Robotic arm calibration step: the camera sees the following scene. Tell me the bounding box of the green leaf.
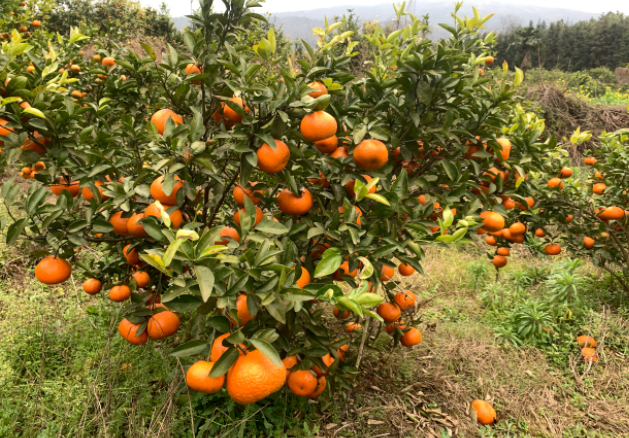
[249,339,283,368]
[358,257,373,279]
[364,193,391,206]
[207,316,231,333]
[6,218,27,244]
[169,340,207,358]
[337,296,363,317]
[416,80,433,105]
[23,108,46,119]
[208,347,240,378]
[314,255,343,278]
[140,42,156,60]
[163,238,185,267]
[92,219,114,233]
[355,293,384,307]
[195,263,215,302]
[164,295,202,313]
[255,220,288,235]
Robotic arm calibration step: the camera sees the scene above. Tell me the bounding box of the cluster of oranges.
[577,335,599,364]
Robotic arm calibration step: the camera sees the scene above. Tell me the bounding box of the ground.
[1,193,628,437]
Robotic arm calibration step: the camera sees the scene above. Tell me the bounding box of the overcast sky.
[140,0,629,18]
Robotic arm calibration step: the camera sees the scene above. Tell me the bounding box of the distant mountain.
[172,1,598,43]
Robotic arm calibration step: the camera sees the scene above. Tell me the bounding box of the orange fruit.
[329,147,349,160]
[495,138,511,161]
[307,81,327,98]
[480,211,505,232]
[210,333,245,362]
[300,111,337,142]
[82,181,108,202]
[502,198,516,209]
[295,267,310,288]
[337,344,348,361]
[597,206,624,221]
[581,347,598,363]
[144,203,183,229]
[147,310,180,339]
[577,335,596,348]
[51,179,80,197]
[216,226,240,244]
[560,167,573,178]
[472,400,497,425]
[509,222,525,235]
[393,290,416,311]
[380,265,394,281]
[584,157,597,166]
[385,320,408,335]
[21,166,32,175]
[102,57,115,68]
[83,278,102,295]
[109,285,131,302]
[186,360,224,393]
[233,184,263,206]
[583,237,594,249]
[535,229,546,237]
[237,294,255,325]
[485,235,497,246]
[333,306,350,319]
[484,56,495,65]
[109,211,130,236]
[257,140,290,174]
[212,97,248,127]
[398,263,415,277]
[127,213,149,237]
[496,247,510,256]
[150,109,182,135]
[345,175,375,197]
[333,261,358,280]
[353,139,388,171]
[118,318,148,345]
[233,206,264,227]
[132,271,150,288]
[400,327,422,347]
[226,350,286,405]
[185,63,202,84]
[307,171,330,187]
[544,244,561,255]
[345,322,361,332]
[517,197,535,210]
[283,356,299,380]
[314,135,338,154]
[35,256,72,285]
[547,178,564,190]
[377,302,401,322]
[288,370,318,396]
[32,20,41,27]
[311,353,334,377]
[150,175,183,205]
[592,183,607,195]
[123,244,140,265]
[277,188,313,216]
[307,376,326,398]
[492,255,507,268]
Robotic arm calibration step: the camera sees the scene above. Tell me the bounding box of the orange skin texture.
[398,263,415,277]
[545,244,562,255]
[145,203,183,229]
[127,213,149,237]
[118,318,148,345]
[307,171,330,187]
[497,247,510,256]
[353,139,389,171]
[377,302,401,322]
[333,306,351,319]
[492,255,507,268]
[560,167,573,178]
[123,244,140,265]
[82,181,108,202]
[597,206,624,221]
[295,267,311,288]
[577,335,596,348]
[186,360,224,393]
[102,57,116,68]
[226,350,286,405]
[345,175,375,197]
[288,370,318,396]
[333,261,358,281]
[307,376,327,398]
[581,347,598,363]
[548,178,564,190]
[394,290,416,311]
[315,135,338,153]
[495,138,511,161]
[312,353,335,377]
[277,188,313,216]
[584,157,597,166]
[212,97,248,127]
[400,327,422,347]
[485,235,497,246]
[509,222,526,235]
[511,234,525,244]
[346,322,361,332]
[150,175,183,205]
[593,183,607,195]
[583,237,595,249]
[480,211,505,232]
[237,294,255,325]
[484,56,495,65]
[132,271,150,288]
[83,278,102,295]
[472,400,497,425]
[147,310,180,340]
[210,333,245,362]
[307,81,328,98]
[535,229,546,237]
[185,63,202,84]
[257,140,290,174]
[329,147,349,160]
[150,109,183,135]
[386,320,408,335]
[35,256,72,285]
[51,179,80,197]
[216,226,240,245]
[300,111,337,142]
[381,264,395,282]
[338,205,363,226]
[233,184,263,206]
[109,285,131,302]
[502,198,516,209]
[283,356,299,380]
[233,206,264,227]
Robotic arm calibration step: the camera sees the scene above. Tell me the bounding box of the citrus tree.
[0,0,552,409]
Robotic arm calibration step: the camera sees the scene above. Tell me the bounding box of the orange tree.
[0,0,553,407]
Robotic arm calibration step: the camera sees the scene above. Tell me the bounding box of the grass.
[1,225,629,436]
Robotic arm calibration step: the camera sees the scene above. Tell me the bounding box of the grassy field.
[1,218,628,437]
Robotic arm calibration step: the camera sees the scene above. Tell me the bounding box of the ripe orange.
[35,256,72,285]
[295,267,311,288]
[314,135,338,153]
[353,139,388,171]
[277,188,313,216]
[83,278,102,295]
[597,206,624,221]
[51,179,80,197]
[212,97,248,127]
[312,353,334,377]
[517,197,535,210]
[186,360,224,393]
[109,211,130,236]
[385,320,407,335]
[288,370,318,396]
[283,356,299,380]
[345,175,375,197]
[127,213,149,237]
[307,81,327,98]
[494,138,511,161]
[150,109,183,135]
[480,211,505,232]
[237,294,255,325]
[333,261,358,280]
[400,327,422,347]
[307,171,330,187]
[509,222,525,235]
[345,322,361,332]
[307,376,327,398]
[544,244,561,255]
[257,140,290,174]
[333,306,351,319]
[535,229,546,237]
[123,244,140,265]
[565,215,573,223]
[147,310,180,339]
[496,247,510,256]
[393,290,416,311]
[560,167,573,178]
[484,56,495,65]
[233,206,264,227]
[485,235,497,246]
[398,263,415,277]
[216,226,240,244]
[82,181,108,202]
[109,285,131,302]
[492,255,507,268]
[184,63,202,84]
[547,178,564,190]
[377,302,401,322]
[150,175,183,205]
[472,400,497,425]
[577,335,596,348]
[584,157,597,166]
[337,344,348,360]
[300,111,337,142]
[102,57,115,68]
[145,203,183,229]
[118,318,148,345]
[502,198,516,209]
[210,333,244,362]
[583,237,595,249]
[226,350,286,405]
[233,184,263,206]
[581,347,598,363]
[380,264,395,281]
[132,271,150,288]
[592,183,606,195]
[32,20,41,27]
[329,147,349,160]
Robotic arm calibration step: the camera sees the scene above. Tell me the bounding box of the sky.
[140,0,629,18]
